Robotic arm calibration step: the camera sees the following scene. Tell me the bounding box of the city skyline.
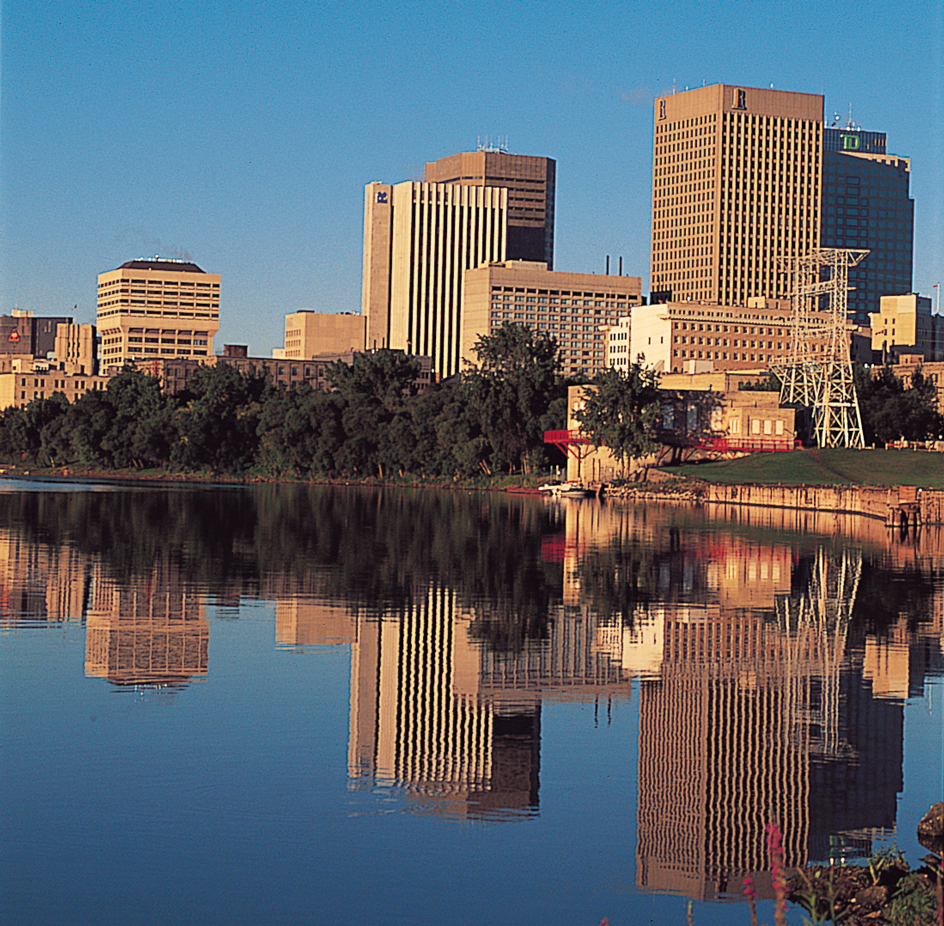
[2,1,942,356]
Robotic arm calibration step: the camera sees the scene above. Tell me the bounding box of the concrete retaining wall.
[703,483,944,525]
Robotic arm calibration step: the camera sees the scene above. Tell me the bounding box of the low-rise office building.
[462,261,642,378]
[282,311,366,359]
[0,364,110,409]
[631,298,830,374]
[557,381,797,482]
[157,351,434,396]
[870,294,943,362]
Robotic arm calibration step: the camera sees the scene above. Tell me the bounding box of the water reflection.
[0,482,941,907]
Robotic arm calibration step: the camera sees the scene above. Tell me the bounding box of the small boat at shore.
[540,481,596,498]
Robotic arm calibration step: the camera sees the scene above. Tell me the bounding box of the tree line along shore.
[0,325,940,483]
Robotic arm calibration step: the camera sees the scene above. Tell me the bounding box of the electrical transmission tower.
[773,249,868,448]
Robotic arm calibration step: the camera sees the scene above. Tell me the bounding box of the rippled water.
[1,479,941,926]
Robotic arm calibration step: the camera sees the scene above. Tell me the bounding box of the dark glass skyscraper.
[821,128,914,326]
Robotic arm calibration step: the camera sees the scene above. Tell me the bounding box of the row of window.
[490,291,633,302]
[99,281,218,289]
[98,309,216,319]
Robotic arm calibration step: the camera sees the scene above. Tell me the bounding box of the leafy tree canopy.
[573,364,661,476]
[464,323,563,474]
[855,364,943,445]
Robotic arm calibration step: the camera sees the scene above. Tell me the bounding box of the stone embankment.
[606,479,944,526]
[703,483,944,526]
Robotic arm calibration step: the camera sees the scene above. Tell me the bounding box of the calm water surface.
[1,480,941,926]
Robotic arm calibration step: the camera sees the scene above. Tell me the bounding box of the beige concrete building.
[630,297,825,373]
[53,323,97,375]
[362,181,507,378]
[282,311,365,358]
[0,366,110,410]
[559,381,797,482]
[85,563,208,686]
[461,260,641,377]
[651,85,823,306]
[604,314,632,371]
[97,259,220,371]
[424,150,556,267]
[870,293,943,362]
[889,354,944,411]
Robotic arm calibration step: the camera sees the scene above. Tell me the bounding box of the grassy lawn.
[663,448,944,489]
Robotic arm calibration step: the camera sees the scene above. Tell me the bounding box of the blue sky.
[2,0,942,355]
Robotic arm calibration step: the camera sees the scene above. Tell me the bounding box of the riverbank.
[0,462,557,493]
[660,447,944,490]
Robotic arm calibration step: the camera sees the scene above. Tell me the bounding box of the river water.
[1,479,941,926]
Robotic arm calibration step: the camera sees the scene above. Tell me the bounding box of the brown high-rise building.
[424,151,556,268]
[651,85,823,306]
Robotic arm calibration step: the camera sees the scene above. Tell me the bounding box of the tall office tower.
[821,128,914,327]
[362,181,507,378]
[97,259,221,371]
[651,85,823,306]
[424,150,555,268]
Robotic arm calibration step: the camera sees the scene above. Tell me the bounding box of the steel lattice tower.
[772,249,869,448]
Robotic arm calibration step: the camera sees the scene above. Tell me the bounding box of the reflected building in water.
[84,560,209,686]
[561,501,923,900]
[346,585,542,820]
[2,488,941,864]
[0,529,91,624]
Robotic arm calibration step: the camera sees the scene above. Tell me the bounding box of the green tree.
[100,370,174,467]
[573,364,661,478]
[326,350,422,408]
[856,364,943,445]
[464,323,562,474]
[326,351,423,477]
[171,363,268,472]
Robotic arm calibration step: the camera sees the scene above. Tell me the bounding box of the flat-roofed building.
[0,367,110,410]
[54,323,97,375]
[97,259,220,371]
[424,150,556,268]
[888,355,944,421]
[362,181,507,378]
[604,315,632,371]
[462,261,641,378]
[0,311,73,369]
[870,293,943,362]
[156,351,434,396]
[630,298,828,374]
[283,311,365,359]
[651,85,823,306]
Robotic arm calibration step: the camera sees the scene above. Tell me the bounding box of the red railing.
[676,437,801,453]
[544,430,799,454]
[543,430,588,444]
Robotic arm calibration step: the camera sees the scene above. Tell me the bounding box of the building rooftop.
[116,260,206,274]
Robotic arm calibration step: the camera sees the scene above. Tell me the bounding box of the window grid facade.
[96,260,220,371]
[821,129,914,327]
[651,86,823,308]
[462,262,641,378]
